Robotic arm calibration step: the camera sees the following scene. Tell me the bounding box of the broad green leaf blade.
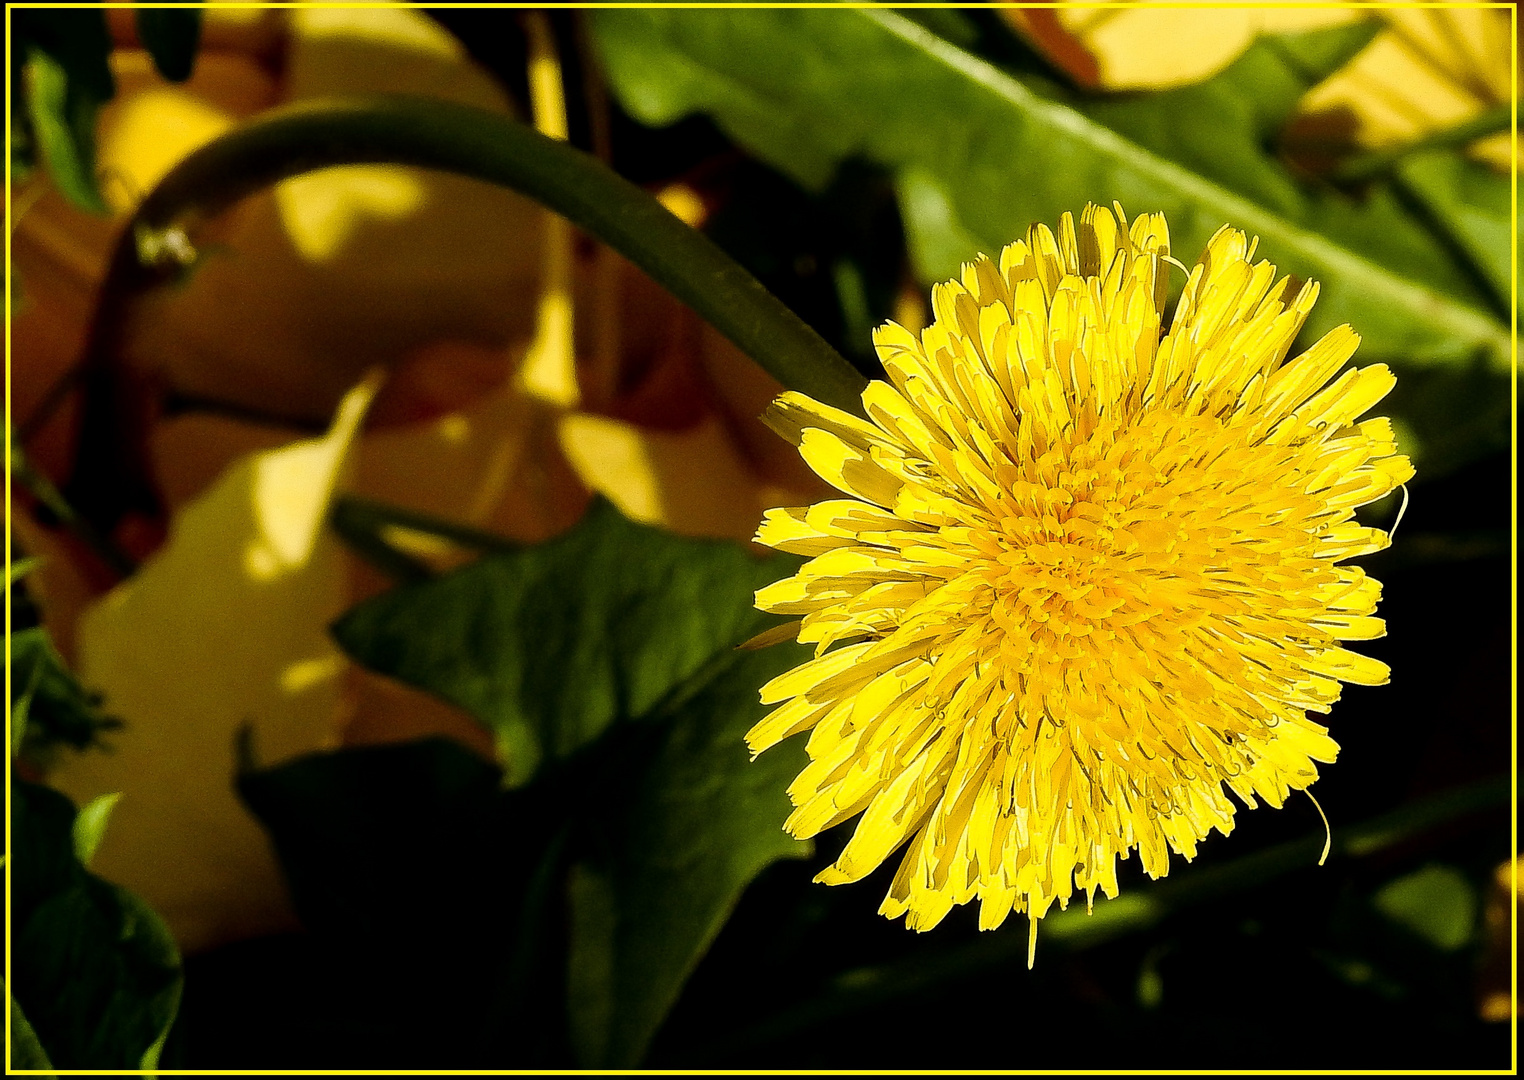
[7,980,57,1077]
[17,10,114,214]
[134,8,202,83]
[567,643,812,1068]
[590,8,1511,470]
[333,498,796,785]
[10,780,182,1071]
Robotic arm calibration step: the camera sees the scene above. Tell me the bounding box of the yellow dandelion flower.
[748,203,1413,965]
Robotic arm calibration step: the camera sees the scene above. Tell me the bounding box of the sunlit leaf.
[44,378,377,953]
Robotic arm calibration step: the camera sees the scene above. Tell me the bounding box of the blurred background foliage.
[6,2,1515,1070]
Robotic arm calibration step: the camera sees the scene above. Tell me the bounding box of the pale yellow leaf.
[45,378,378,952]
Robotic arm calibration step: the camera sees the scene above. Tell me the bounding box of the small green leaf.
[10,779,182,1070]
[567,643,811,1067]
[8,626,119,763]
[134,8,202,83]
[18,10,115,214]
[1372,864,1478,952]
[8,554,40,584]
[71,791,121,869]
[333,498,796,786]
[7,979,57,1077]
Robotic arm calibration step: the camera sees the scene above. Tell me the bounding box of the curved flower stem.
[132,93,870,414]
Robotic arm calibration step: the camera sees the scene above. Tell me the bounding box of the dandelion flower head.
[748,204,1413,963]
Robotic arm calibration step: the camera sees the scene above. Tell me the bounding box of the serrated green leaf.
[589,9,1511,472]
[9,779,182,1071]
[567,643,811,1067]
[17,10,114,214]
[333,498,796,786]
[1372,864,1478,952]
[134,8,201,83]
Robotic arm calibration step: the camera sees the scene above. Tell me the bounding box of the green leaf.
[238,738,504,940]
[1372,864,1478,952]
[1079,25,1495,313]
[332,500,812,1063]
[7,979,57,1077]
[333,498,797,786]
[16,10,115,214]
[1395,149,1511,314]
[567,643,811,1067]
[134,8,202,83]
[9,626,119,763]
[589,9,1511,471]
[9,779,182,1070]
[72,791,122,869]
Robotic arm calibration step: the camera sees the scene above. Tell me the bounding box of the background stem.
[133,94,870,415]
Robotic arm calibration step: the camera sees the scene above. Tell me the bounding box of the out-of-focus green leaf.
[71,791,121,869]
[333,497,796,785]
[134,8,202,83]
[1395,149,1511,314]
[1081,25,1497,314]
[9,627,119,764]
[1372,864,1478,952]
[9,779,182,1070]
[7,980,56,1077]
[14,10,114,213]
[567,643,810,1067]
[590,8,1511,472]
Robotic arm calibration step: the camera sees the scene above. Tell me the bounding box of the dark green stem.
[132,94,869,415]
